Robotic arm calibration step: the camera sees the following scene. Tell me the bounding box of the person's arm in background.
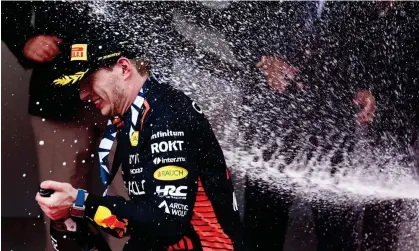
[352,2,417,127]
[1,2,62,69]
[1,1,37,68]
[233,2,308,93]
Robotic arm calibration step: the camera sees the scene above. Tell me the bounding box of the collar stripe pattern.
[97,78,150,195]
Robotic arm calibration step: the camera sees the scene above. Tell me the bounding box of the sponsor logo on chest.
[151,130,184,140]
[126,180,146,196]
[153,156,186,165]
[129,153,140,165]
[153,166,188,181]
[158,200,189,217]
[151,140,184,154]
[156,185,187,200]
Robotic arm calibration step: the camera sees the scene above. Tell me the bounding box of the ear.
[116,57,133,80]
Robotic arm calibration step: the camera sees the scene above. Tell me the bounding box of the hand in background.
[257,56,299,93]
[23,35,62,63]
[354,89,376,125]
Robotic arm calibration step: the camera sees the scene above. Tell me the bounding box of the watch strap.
[75,189,86,207]
[71,189,86,218]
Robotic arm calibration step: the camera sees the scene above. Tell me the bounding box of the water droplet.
[91,154,95,157]
[63,162,67,166]
[39,141,45,146]
[22,173,26,177]
[82,160,86,163]
[42,118,46,122]
[74,140,78,143]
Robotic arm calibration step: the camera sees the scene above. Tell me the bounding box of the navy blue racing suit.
[84,77,244,250]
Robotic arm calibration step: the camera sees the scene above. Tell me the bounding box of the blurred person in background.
[244,1,418,250]
[168,6,308,244]
[170,2,343,250]
[1,2,101,251]
[354,2,419,250]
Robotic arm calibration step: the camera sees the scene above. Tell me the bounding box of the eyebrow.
[80,76,91,87]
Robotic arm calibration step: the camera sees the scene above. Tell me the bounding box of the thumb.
[256,56,266,68]
[40,180,64,192]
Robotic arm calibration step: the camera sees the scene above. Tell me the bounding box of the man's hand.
[354,89,376,125]
[35,180,78,221]
[256,56,299,93]
[23,35,62,63]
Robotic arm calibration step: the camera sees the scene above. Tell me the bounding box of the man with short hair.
[35,39,244,250]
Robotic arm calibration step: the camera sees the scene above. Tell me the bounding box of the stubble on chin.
[110,77,125,117]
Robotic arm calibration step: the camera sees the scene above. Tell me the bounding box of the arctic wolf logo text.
[158,201,189,217]
[151,130,184,140]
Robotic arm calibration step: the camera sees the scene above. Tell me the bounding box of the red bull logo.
[94,206,128,237]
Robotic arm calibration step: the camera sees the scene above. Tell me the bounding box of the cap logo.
[53,69,89,86]
[71,44,88,61]
[98,52,121,60]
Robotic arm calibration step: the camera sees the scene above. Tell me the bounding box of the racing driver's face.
[79,66,124,117]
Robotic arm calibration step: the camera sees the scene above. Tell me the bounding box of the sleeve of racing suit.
[1,1,39,69]
[191,102,247,249]
[84,105,199,246]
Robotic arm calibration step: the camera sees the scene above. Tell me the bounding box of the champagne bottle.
[39,188,111,251]
[39,188,81,251]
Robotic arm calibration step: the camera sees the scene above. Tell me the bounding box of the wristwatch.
[70,189,87,218]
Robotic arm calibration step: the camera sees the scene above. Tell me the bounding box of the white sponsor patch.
[129,153,140,165]
[127,180,145,196]
[151,141,184,154]
[156,185,187,200]
[158,200,189,217]
[153,157,186,165]
[151,130,184,140]
[130,168,143,175]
